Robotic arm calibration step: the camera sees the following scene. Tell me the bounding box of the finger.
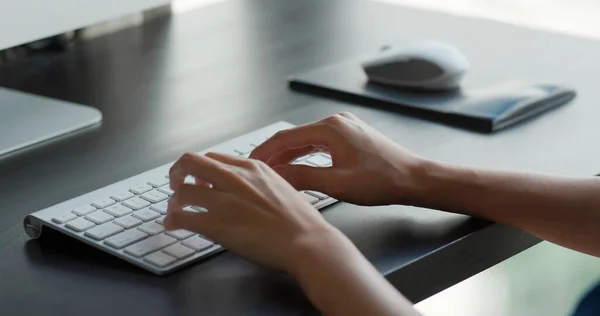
[265,145,327,167]
[249,122,337,163]
[273,164,342,192]
[169,183,226,212]
[169,153,228,190]
[205,152,247,166]
[164,208,216,237]
[337,111,360,121]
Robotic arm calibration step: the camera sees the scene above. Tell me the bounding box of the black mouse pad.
[288,60,576,133]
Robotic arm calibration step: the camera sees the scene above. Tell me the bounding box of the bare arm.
[164,152,421,316]
[164,112,600,316]
[289,228,421,316]
[413,161,600,257]
[251,112,600,257]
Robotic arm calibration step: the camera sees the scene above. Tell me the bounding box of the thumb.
[273,164,342,192]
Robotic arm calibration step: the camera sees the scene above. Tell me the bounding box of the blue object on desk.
[571,280,600,316]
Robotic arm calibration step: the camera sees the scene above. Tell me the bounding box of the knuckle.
[324,113,347,126]
[170,153,195,173]
[272,129,290,139]
[338,111,356,119]
[180,152,198,168]
[253,159,268,168]
[243,159,265,171]
[217,164,239,180]
[181,152,197,162]
[241,160,257,171]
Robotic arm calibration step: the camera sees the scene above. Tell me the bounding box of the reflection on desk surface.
[415,241,600,316]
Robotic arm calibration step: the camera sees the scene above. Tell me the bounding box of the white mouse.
[361,40,469,91]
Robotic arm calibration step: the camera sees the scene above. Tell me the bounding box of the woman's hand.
[163,150,421,316]
[163,151,343,273]
[249,112,426,206]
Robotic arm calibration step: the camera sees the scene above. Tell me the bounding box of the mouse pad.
[288,60,577,133]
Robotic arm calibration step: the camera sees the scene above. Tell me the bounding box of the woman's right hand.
[250,112,427,206]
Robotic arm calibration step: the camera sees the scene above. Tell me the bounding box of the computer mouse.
[361,40,469,91]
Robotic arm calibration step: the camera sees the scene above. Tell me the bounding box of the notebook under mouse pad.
[288,61,576,133]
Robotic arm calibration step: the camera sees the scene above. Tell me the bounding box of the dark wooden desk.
[1,0,600,315]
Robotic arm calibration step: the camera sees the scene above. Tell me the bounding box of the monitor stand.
[0,87,102,157]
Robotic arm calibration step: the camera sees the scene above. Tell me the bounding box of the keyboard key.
[165,229,195,240]
[184,176,196,185]
[111,191,135,202]
[105,229,148,249]
[91,198,115,209]
[72,205,96,216]
[140,190,169,203]
[300,192,319,204]
[293,157,307,164]
[180,206,197,213]
[122,197,151,210]
[52,212,77,224]
[85,211,115,224]
[144,251,177,267]
[293,160,314,166]
[124,233,177,257]
[189,205,207,212]
[65,218,96,232]
[84,222,124,240]
[32,125,340,274]
[147,177,169,188]
[163,243,195,259]
[181,235,213,251]
[113,215,142,229]
[103,204,132,217]
[305,190,328,200]
[132,208,161,221]
[306,155,332,167]
[137,221,165,235]
[129,184,153,195]
[157,186,174,196]
[150,201,169,214]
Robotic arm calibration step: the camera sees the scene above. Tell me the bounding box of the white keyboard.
[23,121,338,275]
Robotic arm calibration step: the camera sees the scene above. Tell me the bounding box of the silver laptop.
[0,87,102,157]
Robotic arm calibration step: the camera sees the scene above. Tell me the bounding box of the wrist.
[390,156,438,207]
[400,157,456,206]
[404,157,483,214]
[285,225,355,280]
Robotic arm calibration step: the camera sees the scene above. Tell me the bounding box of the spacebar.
[124,233,177,258]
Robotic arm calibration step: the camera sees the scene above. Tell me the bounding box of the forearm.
[410,160,600,256]
[289,228,421,316]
